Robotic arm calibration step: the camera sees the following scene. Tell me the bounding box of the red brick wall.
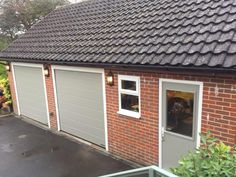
[8,69,18,115]
[44,65,58,130]
[8,63,236,166]
[105,68,236,165]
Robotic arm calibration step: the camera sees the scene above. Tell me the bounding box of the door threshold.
[17,115,49,131]
[56,130,107,152]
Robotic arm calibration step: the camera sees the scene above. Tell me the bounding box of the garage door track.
[0,115,131,177]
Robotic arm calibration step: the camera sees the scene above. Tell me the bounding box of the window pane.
[166,90,194,137]
[121,94,139,112]
[121,80,136,91]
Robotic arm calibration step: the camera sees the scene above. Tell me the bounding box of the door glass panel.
[166,90,194,137]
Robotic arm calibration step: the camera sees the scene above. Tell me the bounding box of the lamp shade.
[106,71,114,86]
[43,65,50,77]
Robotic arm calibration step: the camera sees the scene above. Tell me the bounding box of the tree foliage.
[0,77,12,104]
[171,132,236,177]
[0,0,70,105]
[0,0,69,39]
[0,35,11,51]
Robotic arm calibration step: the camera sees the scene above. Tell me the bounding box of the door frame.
[158,78,203,168]
[11,62,51,128]
[51,65,109,151]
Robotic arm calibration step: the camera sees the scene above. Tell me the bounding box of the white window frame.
[118,75,141,118]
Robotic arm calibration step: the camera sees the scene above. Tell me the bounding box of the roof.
[1,0,236,69]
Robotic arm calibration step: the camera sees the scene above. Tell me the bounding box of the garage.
[53,66,106,147]
[12,63,49,125]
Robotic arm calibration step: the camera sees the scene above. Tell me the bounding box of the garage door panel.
[55,69,105,146]
[59,97,103,111]
[61,119,105,136]
[57,105,104,117]
[62,124,104,145]
[13,65,48,124]
[60,114,105,130]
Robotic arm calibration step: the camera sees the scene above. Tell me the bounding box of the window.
[166,90,194,137]
[118,75,140,118]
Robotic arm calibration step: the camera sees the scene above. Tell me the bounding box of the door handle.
[161,127,165,141]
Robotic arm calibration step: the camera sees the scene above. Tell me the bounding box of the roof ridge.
[26,0,224,32]
[20,17,236,42]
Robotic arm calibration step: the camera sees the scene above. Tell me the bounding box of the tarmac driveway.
[0,115,131,177]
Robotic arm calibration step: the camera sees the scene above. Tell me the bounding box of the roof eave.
[1,57,236,74]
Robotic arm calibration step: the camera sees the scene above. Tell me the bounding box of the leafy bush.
[0,64,7,79]
[171,132,236,177]
[0,78,12,105]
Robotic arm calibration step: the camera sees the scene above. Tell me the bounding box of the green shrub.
[171,132,236,177]
[0,64,7,79]
[0,78,12,105]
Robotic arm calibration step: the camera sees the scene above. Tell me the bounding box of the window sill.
[117,110,141,119]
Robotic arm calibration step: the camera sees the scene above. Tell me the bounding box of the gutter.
[1,58,236,74]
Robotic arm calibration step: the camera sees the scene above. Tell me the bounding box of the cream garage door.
[13,64,48,125]
[54,69,105,147]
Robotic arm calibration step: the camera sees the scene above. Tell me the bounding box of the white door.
[160,79,202,169]
[13,64,48,125]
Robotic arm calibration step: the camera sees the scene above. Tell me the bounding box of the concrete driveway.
[0,115,132,177]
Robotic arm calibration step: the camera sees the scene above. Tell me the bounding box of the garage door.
[13,64,48,125]
[54,69,105,147]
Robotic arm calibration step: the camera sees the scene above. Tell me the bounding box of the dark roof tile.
[140,53,155,64]
[194,53,212,66]
[205,31,222,43]
[150,53,164,64]
[214,41,231,53]
[160,53,175,65]
[227,42,236,54]
[208,53,226,67]
[201,42,217,53]
[182,54,199,65]
[223,54,236,67]
[0,0,236,68]
[170,53,186,65]
[193,33,209,43]
[188,42,204,54]
[223,20,236,31]
[166,43,182,53]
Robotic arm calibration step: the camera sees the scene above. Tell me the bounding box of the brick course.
[44,66,58,130]
[8,70,18,115]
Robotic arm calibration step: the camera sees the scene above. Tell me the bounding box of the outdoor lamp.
[5,63,10,72]
[43,65,50,77]
[106,70,114,86]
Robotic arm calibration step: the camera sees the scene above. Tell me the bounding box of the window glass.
[166,90,194,137]
[121,94,139,112]
[121,80,136,91]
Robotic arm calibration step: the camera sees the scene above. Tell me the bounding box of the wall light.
[5,63,10,72]
[106,70,114,86]
[43,65,50,77]
[106,71,114,86]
